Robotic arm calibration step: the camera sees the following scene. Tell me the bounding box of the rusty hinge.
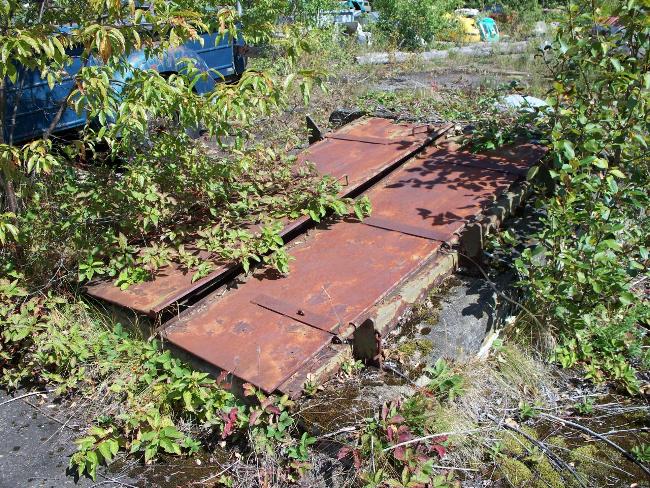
[362,216,453,242]
[251,294,339,334]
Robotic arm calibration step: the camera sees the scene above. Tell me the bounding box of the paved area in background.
[420,272,514,363]
[0,390,97,488]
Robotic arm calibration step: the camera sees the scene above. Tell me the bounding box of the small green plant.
[288,432,317,462]
[0,213,18,245]
[69,426,121,481]
[517,401,541,421]
[424,358,465,401]
[242,382,317,478]
[302,373,323,397]
[129,411,197,463]
[339,396,453,487]
[632,444,650,463]
[574,397,595,415]
[340,357,365,377]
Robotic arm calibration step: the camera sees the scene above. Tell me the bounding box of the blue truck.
[2,30,247,144]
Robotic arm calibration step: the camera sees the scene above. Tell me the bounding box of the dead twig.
[193,461,238,486]
[24,400,81,430]
[602,427,650,436]
[383,429,486,453]
[93,473,138,488]
[382,363,418,387]
[0,390,47,407]
[429,465,479,472]
[539,413,650,478]
[486,413,588,488]
[317,425,359,440]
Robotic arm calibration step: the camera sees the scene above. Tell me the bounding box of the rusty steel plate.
[86,118,448,316]
[163,143,544,393]
[363,147,519,242]
[164,223,441,393]
[251,294,339,334]
[447,142,548,176]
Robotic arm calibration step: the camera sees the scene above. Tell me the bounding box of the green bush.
[484,1,650,394]
[372,0,461,50]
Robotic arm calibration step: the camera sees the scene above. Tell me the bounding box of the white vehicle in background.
[317,1,377,44]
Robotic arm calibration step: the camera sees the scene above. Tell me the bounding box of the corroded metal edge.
[276,176,535,398]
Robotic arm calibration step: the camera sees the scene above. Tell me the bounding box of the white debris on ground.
[496,94,551,113]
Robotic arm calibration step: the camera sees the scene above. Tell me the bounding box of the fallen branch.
[24,400,81,430]
[382,363,418,387]
[0,391,46,407]
[540,413,650,478]
[602,427,650,436]
[93,473,138,488]
[430,465,479,472]
[317,425,359,440]
[383,429,485,453]
[548,443,633,477]
[194,461,238,486]
[486,414,587,488]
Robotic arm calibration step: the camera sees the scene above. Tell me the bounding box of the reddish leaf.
[338,446,363,469]
[394,445,406,461]
[242,383,256,397]
[387,415,405,425]
[429,443,446,459]
[397,425,412,443]
[265,405,281,415]
[352,449,362,470]
[221,407,239,439]
[248,408,262,427]
[386,425,397,443]
[337,446,351,460]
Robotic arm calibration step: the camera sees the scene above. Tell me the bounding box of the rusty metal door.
[163,143,546,394]
[85,118,448,317]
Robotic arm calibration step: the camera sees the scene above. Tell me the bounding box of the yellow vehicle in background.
[456,15,482,42]
[445,8,500,43]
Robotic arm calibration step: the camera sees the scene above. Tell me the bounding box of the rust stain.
[86,118,447,316]
[163,142,547,393]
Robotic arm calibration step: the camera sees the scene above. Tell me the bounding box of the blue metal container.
[3,31,247,144]
[478,17,500,42]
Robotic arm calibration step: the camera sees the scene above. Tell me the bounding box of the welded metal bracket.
[251,294,339,335]
[306,115,323,144]
[362,216,452,242]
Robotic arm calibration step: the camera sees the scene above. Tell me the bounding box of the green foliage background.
[498,1,650,393]
[372,0,462,49]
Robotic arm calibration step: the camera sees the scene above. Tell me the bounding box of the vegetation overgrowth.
[478,0,650,395]
[0,0,648,485]
[0,0,371,292]
[0,0,355,480]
